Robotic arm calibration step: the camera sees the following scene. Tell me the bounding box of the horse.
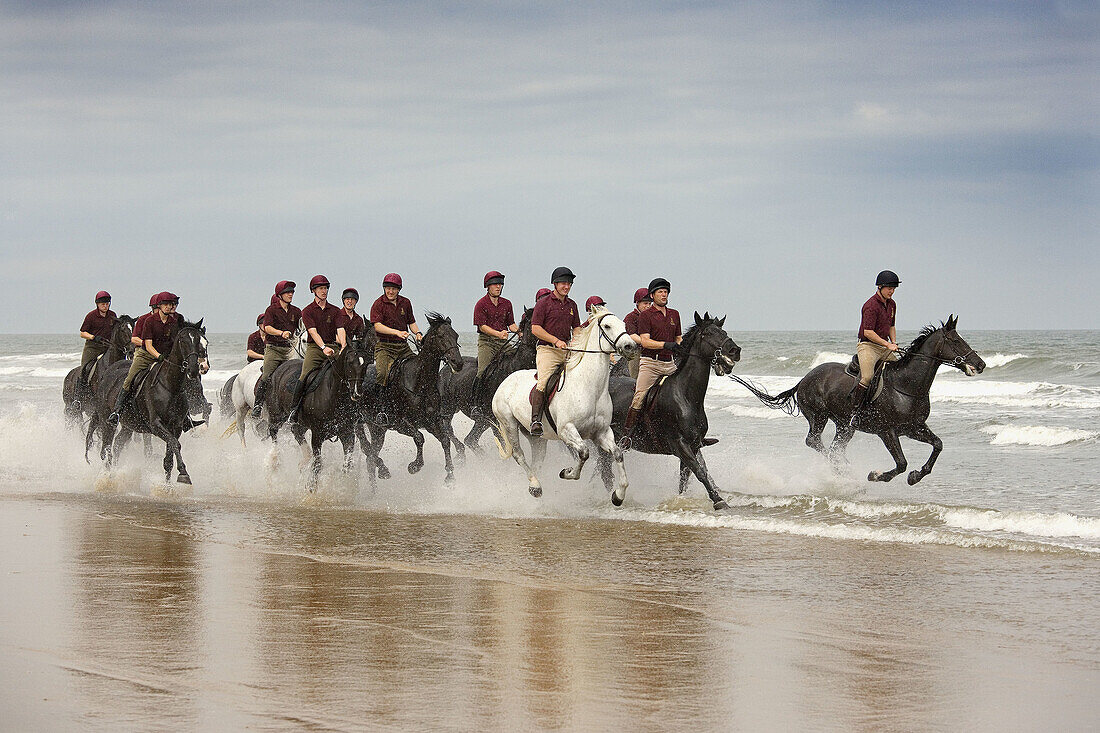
[93,319,210,484]
[492,305,638,504]
[63,315,135,424]
[600,312,741,510]
[262,335,376,488]
[360,312,465,485]
[226,360,264,445]
[731,316,985,484]
[438,306,538,457]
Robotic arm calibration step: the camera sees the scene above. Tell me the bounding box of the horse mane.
[895,322,940,366]
[424,311,451,331]
[179,318,205,334]
[672,320,705,373]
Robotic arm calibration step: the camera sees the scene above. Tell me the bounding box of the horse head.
[518,307,538,348]
[112,316,136,358]
[688,311,741,376]
[339,336,374,401]
[424,311,464,373]
[176,318,210,379]
[938,315,985,376]
[587,306,637,359]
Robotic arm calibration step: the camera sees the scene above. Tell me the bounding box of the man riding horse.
[109,291,184,425]
[529,266,581,437]
[623,287,653,379]
[854,270,901,410]
[474,270,519,378]
[370,273,422,389]
[252,280,301,419]
[336,287,367,345]
[246,314,265,362]
[290,274,341,420]
[623,277,682,441]
[77,291,117,392]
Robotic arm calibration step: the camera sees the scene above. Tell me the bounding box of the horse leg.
[869,430,907,482]
[557,424,590,481]
[368,423,394,479]
[403,424,426,475]
[440,417,465,468]
[463,418,490,454]
[339,428,356,474]
[595,450,615,494]
[236,405,249,447]
[426,419,456,486]
[290,423,311,471]
[828,420,857,465]
[804,411,829,454]
[355,422,380,485]
[171,432,191,485]
[593,427,628,506]
[677,441,726,510]
[307,430,323,491]
[85,414,99,463]
[903,423,942,485]
[678,460,692,495]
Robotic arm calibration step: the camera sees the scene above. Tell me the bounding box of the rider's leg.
[532,345,566,436]
[253,345,289,418]
[110,349,154,425]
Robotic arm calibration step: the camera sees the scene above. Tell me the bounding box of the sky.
[1,0,1097,333]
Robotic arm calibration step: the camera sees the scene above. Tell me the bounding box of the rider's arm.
[508,322,519,334]
[336,327,347,349]
[374,321,408,339]
[144,339,161,360]
[863,329,896,349]
[532,324,567,349]
[478,324,501,338]
[246,348,264,360]
[409,321,422,341]
[80,331,96,341]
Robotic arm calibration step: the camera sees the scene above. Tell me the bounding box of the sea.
[1,329,1097,730]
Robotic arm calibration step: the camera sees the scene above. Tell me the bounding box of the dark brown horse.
[63,316,135,424]
[732,316,985,484]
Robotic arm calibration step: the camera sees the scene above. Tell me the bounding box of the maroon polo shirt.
[263,303,302,347]
[370,295,416,343]
[531,294,581,343]
[144,313,180,356]
[302,300,340,344]
[80,309,117,341]
[859,293,896,342]
[473,294,515,333]
[132,312,154,342]
[623,309,642,336]
[246,330,265,361]
[638,306,681,360]
[336,310,367,340]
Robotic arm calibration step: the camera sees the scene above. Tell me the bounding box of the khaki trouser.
[626,353,641,379]
[300,342,335,382]
[856,341,899,387]
[477,333,510,377]
[261,345,293,383]
[122,348,158,390]
[81,340,107,367]
[631,356,677,409]
[375,341,413,386]
[535,344,568,391]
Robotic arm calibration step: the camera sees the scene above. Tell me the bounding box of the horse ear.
[718,316,726,328]
[196,317,204,331]
[694,311,702,326]
[947,315,957,330]
[703,311,710,321]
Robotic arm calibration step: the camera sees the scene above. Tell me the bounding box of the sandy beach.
[2,490,1096,731]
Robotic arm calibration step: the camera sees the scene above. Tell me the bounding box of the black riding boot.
[108,386,132,426]
[619,407,642,449]
[530,389,546,437]
[251,380,267,419]
[287,378,307,423]
[850,383,869,409]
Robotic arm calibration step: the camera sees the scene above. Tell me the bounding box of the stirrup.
[107,411,121,427]
[530,420,543,437]
[618,434,632,451]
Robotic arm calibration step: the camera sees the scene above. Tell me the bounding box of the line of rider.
[108,291,184,425]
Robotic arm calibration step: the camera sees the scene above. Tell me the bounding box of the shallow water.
[1,330,1098,729]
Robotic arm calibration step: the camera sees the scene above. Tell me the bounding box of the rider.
[78,291,117,386]
[335,287,367,347]
[582,295,605,327]
[289,275,340,419]
[473,271,518,377]
[252,280,301,418]
[623,287,653,379]
[110,292,180,425]
[535,287,552,302]
[624,278,682,438]
[529,267,581,436]
[131,294,160,350]
[246,315,266,362]
[854,270,901,408]
[370,273,422,388]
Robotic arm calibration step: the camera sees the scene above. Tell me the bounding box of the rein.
[559,314,631,354]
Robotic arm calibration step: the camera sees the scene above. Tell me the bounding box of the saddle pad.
[640,374,670,414]
[285,361,333,396]
[529,368,565,407]
[133,362,161,400]
[845,355,888,402]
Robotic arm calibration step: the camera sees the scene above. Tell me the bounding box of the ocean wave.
[0,352,81,363]
[982,353,1029,369]
[721,404,786,420]
[980,424,1098,447]
[809,351,849,369]
[0,366,74,379]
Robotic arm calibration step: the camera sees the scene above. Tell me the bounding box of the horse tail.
[727,375,800,416]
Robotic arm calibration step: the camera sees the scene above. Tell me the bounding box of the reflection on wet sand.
[0,495,1091,731]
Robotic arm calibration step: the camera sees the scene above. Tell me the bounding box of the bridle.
[562,313,633,354]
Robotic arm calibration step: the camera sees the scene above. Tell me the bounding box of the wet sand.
[1,491,1097,732]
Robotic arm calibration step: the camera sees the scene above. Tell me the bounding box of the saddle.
[529,366,565,407]
[284,360,334,397]
[844,355,887,402]
[132,362,161,399]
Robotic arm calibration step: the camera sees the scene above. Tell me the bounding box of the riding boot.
[108,386,132,426]
[287,378,307,423]
[702,436,719,447]
[850,383,869,409]
[251,380,267,419]
[530,389,546,437]
[619,407,642,449]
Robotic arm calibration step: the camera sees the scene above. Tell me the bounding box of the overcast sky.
[1,0,1096,333]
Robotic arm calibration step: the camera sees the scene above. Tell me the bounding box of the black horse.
[600,312,741,510]
[438,306,537,457]
[63,316,135,424]
[361,312,464,485]
[732,316,985,484]
[94,319,210,484]
[263,335,376,488]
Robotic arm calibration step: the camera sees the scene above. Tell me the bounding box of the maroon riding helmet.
[383,273,403,289]
[157,291,179,305]
[535,287,552,301]
[256,314,265,327]
[633,287,652,304]
[309,274,330,291]
[274,280,296,296]
[484,271,505,288]
[585,295,606,311]
[149,294,160,308]
[94,290,111,303]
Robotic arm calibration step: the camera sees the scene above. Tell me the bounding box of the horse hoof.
[867,471,880,482]
[611,490,624,507]
[529,485,542,498]
[713,499,729,511]
[444,475,456,488]
[559,468,570,479]
[378,466,391,480]
[176,474,192,485]
[408,462,423,475]
[907,470,923,485]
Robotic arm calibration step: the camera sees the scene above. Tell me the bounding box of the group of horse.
[62,306,987,510]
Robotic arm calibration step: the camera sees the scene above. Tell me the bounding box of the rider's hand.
[282,331,290,340]
[887,342,899,351]
[323,346,334,357]
[664,341,681,353]
[400,331,410,340]
[414,332,423,342]
[554,339,567,349]
[497,330,509,340]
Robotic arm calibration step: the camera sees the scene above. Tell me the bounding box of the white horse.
[493,305,639,504]
[226,360,264,445]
